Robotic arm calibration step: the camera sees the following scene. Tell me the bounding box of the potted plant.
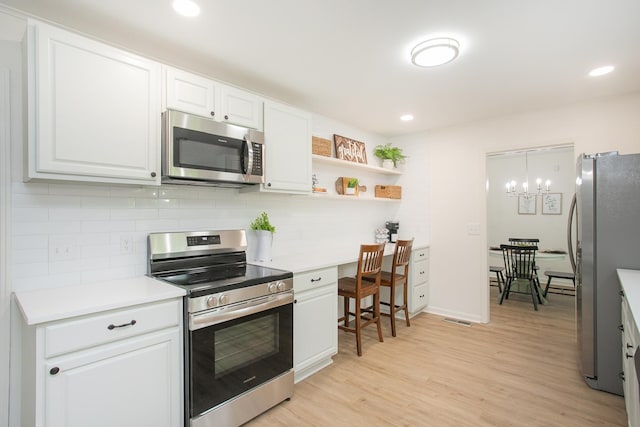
[373,143,407,169]
[250,212,275,262]
[345,177,358,195]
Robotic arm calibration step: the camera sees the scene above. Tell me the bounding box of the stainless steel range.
[148,229,294,427]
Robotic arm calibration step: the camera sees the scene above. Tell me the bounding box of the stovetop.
[148,229,293,299]
[157,263,293,298]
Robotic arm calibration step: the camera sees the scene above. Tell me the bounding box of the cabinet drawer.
[44,300,181,358]
[412,283,428,313]
[294,267,338,293]
[413,259,429,285]
[413,248,429,263]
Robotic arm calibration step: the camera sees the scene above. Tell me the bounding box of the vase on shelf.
[382,159,394,169]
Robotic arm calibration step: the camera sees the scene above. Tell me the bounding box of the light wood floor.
[247,287,627,426]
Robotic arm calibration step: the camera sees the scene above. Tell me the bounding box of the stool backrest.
[357,243,386,283]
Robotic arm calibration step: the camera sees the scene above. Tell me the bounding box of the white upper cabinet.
[26,20,161,185]
[165,66,263,130]
[261,101,312,193]
[219,84,264,130]
[165,66,218,119]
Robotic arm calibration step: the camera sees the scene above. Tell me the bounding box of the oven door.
[188,292,293,418]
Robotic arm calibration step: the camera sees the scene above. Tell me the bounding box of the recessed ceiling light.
[411,37,460,67]
[172,0,200,17]
[400,114,414,121]
[588,65,615,77]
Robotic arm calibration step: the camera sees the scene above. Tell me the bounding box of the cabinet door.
[262,101,312,193]
[27,20,161,185]
[622,300,639,426]
[44,328,181,427]
[220,85,263,130]
[165,66,217,118]
[294,285,337,377]
[411,283,428,313]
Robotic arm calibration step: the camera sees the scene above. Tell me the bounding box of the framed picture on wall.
[518,196,536,215]
[542,193,563,215]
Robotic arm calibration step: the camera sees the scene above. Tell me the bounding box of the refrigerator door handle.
[567,192,577,275]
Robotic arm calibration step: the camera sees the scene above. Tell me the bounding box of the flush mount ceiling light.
[400,114,414,121]
[411,37,460,67]
[588,65,615,77]
[172,0,200,17]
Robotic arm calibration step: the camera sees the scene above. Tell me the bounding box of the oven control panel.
[187,235,221,246]
[189,278,294,314]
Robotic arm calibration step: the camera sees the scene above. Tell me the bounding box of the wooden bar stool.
[337,243,385,356]
[364,239,413,337]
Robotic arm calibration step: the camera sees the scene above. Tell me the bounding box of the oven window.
[173,127,244,173]
[214,314,279,378]
[189,302,293,417]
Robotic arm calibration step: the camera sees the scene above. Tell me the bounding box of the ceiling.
[2,0,640,137]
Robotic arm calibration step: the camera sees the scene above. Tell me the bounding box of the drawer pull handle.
[50,367,60,375]
[107,319,137,330]
[310,277,322,282]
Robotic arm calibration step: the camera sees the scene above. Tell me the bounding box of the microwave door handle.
[243,137,254,179]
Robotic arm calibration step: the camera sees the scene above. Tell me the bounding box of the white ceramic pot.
[382,159,394,169]
[254,230,273,262]
[345,187,356,195]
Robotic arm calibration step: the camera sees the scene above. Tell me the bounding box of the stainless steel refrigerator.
[568,152,640,396]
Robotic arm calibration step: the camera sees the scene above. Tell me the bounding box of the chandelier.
[505,151,551,198]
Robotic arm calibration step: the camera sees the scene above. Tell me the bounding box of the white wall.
[391,92,640,323]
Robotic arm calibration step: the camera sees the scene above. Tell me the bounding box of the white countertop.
[251,241,429,273]
[14,276,186,325]
[618,269,640,330]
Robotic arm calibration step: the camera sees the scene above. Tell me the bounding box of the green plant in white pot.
[345,178,358,195]
[250,212,275,262]
[373,143,407,169]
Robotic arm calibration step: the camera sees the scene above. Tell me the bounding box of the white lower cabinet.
[293,267,337,382]
[622,294,640,427]
[409,247,429,314]
[21,299,183,427]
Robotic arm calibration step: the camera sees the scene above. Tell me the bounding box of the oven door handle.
[189,292,293,331]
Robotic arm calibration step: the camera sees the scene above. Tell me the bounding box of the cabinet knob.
[210,111,215,117]
[619,324,624,332]
[310,277,322,282]
[267,182,272,187]
[620,371,625,381]
[626,353,634,359]
[150,172,156,178]
[224,115,229,120]
[294,299,298,304]
[50,367,60,375]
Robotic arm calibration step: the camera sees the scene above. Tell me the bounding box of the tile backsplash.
[11,181,399,291]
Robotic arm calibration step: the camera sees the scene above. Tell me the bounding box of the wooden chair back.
[508,237,540,246]
[391,239,413,279]
[357,243,386,286]
[500,244,538,280]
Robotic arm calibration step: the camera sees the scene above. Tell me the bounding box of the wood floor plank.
[247,288,626,426]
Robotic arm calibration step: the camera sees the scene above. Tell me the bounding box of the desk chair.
[337,243,386,356]
[500,244,541,310]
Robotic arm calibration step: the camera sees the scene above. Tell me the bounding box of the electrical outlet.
[120,235,133,254]
[49,237,77,262]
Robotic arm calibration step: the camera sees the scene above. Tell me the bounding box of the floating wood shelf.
[312,155,402,176]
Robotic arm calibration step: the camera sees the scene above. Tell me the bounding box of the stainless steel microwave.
[162,109,264,187]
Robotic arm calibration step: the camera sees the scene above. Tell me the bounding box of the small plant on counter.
[373,143,407,167]
[250,212,275,233]
[347,178,359,188]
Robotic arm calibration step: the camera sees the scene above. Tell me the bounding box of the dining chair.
[337,243,386,356]
[363,238,414,337]
[508,237,541,284]
[499,244,542,310]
